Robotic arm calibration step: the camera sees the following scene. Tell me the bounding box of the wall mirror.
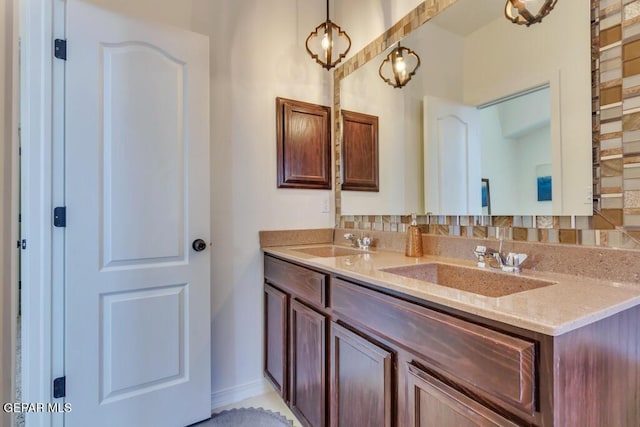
[339,0,592,217]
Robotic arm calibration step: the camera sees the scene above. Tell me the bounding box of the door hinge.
[54,39,67,60]
[21,239,26,250]
[54,207,66,227]
[53,376,66,398]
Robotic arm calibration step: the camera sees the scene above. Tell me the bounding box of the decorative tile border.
[337,214,640,249]
[333,0,640,250]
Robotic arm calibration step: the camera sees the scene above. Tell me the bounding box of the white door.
[423,96,481,215]
[65,2,210,426]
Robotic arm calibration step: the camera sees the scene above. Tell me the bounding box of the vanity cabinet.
[405,363,519,427]
[264,254,533,426]
[264,284,288,398]
[330,278,536,419]
[264,255,329,427]
[263,253,640,427]
[290,300,327,427]
[329,322,393,427]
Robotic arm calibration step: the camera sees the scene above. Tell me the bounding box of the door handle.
[192,239,208,252]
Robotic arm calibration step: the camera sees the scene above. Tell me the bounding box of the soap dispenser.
[405,213,423,257]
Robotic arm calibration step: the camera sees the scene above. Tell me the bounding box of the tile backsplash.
[332,0,640,251]
[337,214,640,250]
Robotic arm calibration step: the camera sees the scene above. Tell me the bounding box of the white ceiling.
[430,0,505,36]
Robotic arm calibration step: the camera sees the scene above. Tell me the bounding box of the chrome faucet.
[488,249,506,269]
[503,252,528,273]
[344,233,374,251]
[473,243,528,273]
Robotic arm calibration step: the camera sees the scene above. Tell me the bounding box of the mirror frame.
[332,0,640,248]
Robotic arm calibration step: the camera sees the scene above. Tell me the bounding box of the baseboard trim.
[210,378,269,411]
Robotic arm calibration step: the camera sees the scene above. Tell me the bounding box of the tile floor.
[212,387,302,427]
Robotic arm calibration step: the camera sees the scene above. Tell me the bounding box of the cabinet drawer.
[331,278,535,416]
[264,256,327,307]
[406,363,520,427]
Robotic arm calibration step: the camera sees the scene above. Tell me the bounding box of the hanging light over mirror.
[306,0,351,70]
[378,43,421,89]
[505,0,557,26]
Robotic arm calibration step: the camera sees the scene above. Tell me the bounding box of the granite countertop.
[263,244,640,336]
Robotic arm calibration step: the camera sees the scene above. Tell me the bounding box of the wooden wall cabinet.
[341,110,379,192]
[276,97,331,190]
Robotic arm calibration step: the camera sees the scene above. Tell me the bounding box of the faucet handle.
[505,253,528,272]
[473,246,487,267]
[473,245,487,256]
[355,236,374,250]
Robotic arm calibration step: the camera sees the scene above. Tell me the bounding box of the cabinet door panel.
[341,110,379,192]
[265,255,327,307]
[290,299,327,427]
[332,278,535,415]
[276,97,331,189]
[330,323,393,427]
[406,363,519,427]
[264,284,288,399]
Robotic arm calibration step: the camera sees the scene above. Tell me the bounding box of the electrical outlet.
[321,197,330,213]
[585,186,593,204]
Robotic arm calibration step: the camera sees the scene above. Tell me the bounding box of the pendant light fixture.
[378,43,421,89]
[505,0,557,26]
[305,0,351,70]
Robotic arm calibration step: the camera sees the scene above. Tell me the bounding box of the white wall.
[496,88,550,139]
[0,1,10,421]
[189,0,335,405]
[479,109,552,215]
[335,0,424,57]
[82,0,193,28]
[0,0,18,422]
[479,88,552,215]
[464,0,592,215]
[514,126,552,214]
[190,0,425,402]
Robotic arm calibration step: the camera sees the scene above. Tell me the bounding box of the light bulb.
[321,33,330,51]
[394,56,406,73]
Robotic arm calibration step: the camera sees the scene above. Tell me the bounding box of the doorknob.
[192,239,208,252]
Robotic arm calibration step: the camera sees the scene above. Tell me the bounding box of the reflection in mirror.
[339,0,591,217]
[424,86,552,216]
[479,87,552,216]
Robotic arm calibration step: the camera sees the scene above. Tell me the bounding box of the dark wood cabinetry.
[406,363,519,427]
[264,284,288,398]
[329,323,393,427]
[341,110,379,192]
[263,254,640,427]
[264,256,329,427]
[276,97,331,190]
[290,300,327,427]
[331,277,535,417]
